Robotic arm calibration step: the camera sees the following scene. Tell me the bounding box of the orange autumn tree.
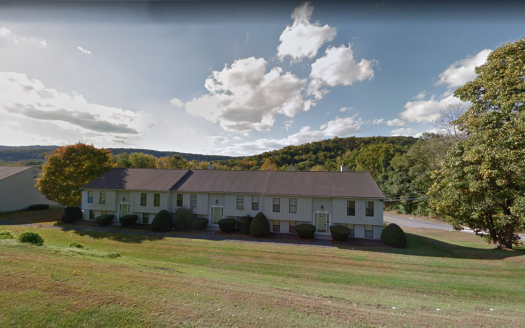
[36,143,114,207]
[260,157,280,171]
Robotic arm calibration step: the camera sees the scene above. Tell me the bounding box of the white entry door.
[316,213,328,233]
[120,204,130,218]
[212,207,223,224]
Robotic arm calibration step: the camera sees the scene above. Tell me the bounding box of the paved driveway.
[383,213,454,231]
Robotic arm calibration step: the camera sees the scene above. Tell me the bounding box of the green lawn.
[1,216,524,327]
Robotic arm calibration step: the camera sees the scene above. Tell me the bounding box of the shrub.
[238,215,253,234]
[28,204,50,211]
[191,218,208,230]
[296,224,316,239]
[250,212,270,237]
[174,207,194,231]
[18,231,44,246]
[381,223,407,248]
[330,225,351,242]
[95,214,114,227]
[0,230,15,239]
[119,214,138,227]
[218,218,237,232]
[69,241,84,249]
[62,206,82,223]
[151,210,173,232]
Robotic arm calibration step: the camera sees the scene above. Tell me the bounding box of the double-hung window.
[347,200,355,216]
[87,191,93,203]
[252,196,259,210]
[176,194,183,207]
[273,220,280,232]
[289,221,296,233]
[99,191,106,204]
[347,224,355,237]
[237,196,243,210]
[366,201,374,217]
[289,198,297,213]
[190,194,197,208]
[273,198,280,212]
[143,213,149,224]
[140,193,147,206]
[154,194,160,207]
[365,225,373,238]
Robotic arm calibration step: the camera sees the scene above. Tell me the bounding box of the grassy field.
[1,214,524,327]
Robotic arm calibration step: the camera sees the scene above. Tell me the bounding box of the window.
[365,225,373,238]
[237,196,243,210]
[143,213,149,224]
[154,194,160,207]
[99,191,106,204]
[289,221,296,233]
[177,194,183,207]
[347,200,355,216]
[366,201,374,216]
[101,211,107,215]
[289,198,297,213]
[273,198,280,212]
[273,220,280,232]
[89,210,94,220]
[348,224,355,237]
[87,191,93,203]
[252,196,259,210]
[190,194,197,208]
[140,193,147,206]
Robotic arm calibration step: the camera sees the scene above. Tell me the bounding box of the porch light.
[215,199,218,205]
[321,204,324,211]
[122,197,126,202]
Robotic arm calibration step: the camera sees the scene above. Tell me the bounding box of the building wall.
[331,198,383,226]
[224,193,266,218]
[130,191,167,214]
[81,190,117,212]
[263,195,312,222]
[0,168,57,213]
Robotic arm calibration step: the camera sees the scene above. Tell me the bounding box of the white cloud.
[277,2,337,62]
[386,118,405,126]
[233,136,242,141]
[77,46,92,55]
[413,92,426,100]
[372,118,384,124]
[310,43,376,87]
[401,94,464,123]
[185,57,308,132]
[391,127,417,136]
[306,79,329,100]
[339,107,353,112]
[284,120,293,131]
[436,49,491,88]
[0,26,47,47]
[212,136,229,144]
[169,98,184,107]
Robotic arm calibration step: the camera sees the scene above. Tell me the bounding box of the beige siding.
[331,198,383,226]
[0,168,57,212]
[81,190,117,212]
[224,194,265,218]
[128,191,166,214]
[264,196,312,222]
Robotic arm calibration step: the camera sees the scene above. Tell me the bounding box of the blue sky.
[0,1,524,156]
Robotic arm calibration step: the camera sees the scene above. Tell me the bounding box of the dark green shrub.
[151,210,173,232]
[119,214,138,227]
[238,215,253,234]
[191,218,208,230]
[62,206,82,223]
[18,231,44,246]
[296,224,315,239]
[28,204,50,211]
[174,207,194,231]
[250,212,270,237]
[69,242,84,249]
[95,214,114,227]
[381,223,407,248]
[218,218,237,232]
[0,230,14,239]
[330,225,351,242]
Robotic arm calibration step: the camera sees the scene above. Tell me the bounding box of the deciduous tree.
[260,157,280,171]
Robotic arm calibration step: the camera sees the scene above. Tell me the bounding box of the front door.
[316,213,327,232]
[120,204,130,218]
[212,207,223,224]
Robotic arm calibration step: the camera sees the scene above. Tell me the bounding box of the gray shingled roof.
[171,170,270,194]
[81,168,190,191]
[0,166,32,181]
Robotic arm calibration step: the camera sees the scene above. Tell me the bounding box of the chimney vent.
[290,164,296,171]
[208,162,214,170]
[340,164,347,172]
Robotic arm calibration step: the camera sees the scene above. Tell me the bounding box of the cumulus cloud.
[0,26,47,47]
[277,2,337,62]
[212,136,229,144]
[306,79,329,100]
[185,57,308,132]
[436,49,491,88]
[233,136,242,141]
[339,107,353,112]
[390,127,417,136]
[0,72,144,135]
[169,98,184,107]
[77,46,92,55]
[310,43,376,87]
[387,118,405,126]
[372,118,384,124]
[400,94,464,123]
[284,120,293,131]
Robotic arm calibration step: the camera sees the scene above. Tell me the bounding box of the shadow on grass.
[334,232,525,260]
[65,227,166,244]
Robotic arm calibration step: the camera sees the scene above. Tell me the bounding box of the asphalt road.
[383,213,454,231]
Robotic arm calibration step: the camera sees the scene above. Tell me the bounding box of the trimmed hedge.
[174,207,194,231]
[330,225,351,242]
[62,206,82,223]
[250,212,270,237]
[18,231,44,246]
[28,204,50,211]
[381,223,407,248]
[151,210,173,232]
[296,224,316,239]
[238,215,253,234]
[119,214,138,227]
[191,218,208,230]
[218,218,237,232]
[95,214,114,227]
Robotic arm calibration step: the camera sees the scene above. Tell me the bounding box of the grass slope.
[0,221,524,327]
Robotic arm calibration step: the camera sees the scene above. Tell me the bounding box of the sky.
[0,1,524,156]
